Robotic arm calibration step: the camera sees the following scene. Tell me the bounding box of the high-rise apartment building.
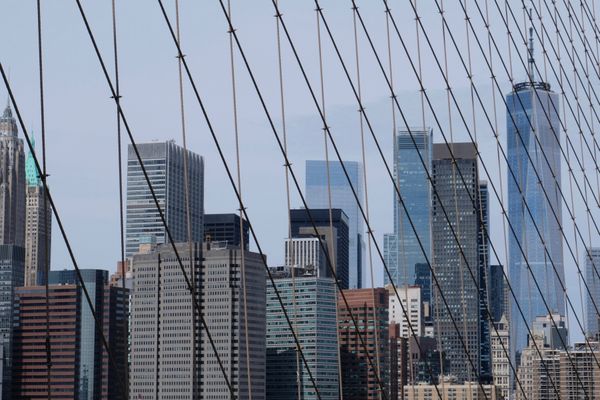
[290,208,349,289]
[491,315,511,400]
[431,142,489,383]
[203,213,249,249]
[338,288,388,399]
[0,245,24,399]
[507,45,564,355]
[266,270,338,399]
[12,269,128,400]
[306,160,364,288]
[125,141,204,257]
[129,241,266,399]
[0,104,25,247]
[559,341,600,399]
[23,138,51,286]
[516,333,561,400]
[584,248,600,338]
[387,284,423,338]
[384,128,432,288]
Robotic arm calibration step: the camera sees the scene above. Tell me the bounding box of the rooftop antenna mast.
[527,8,535,82]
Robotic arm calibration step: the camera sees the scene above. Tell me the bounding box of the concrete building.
[23,138,51,286]
[290,208,350,289]
[12,269,128,400]
[306,160,364,288]
[491,315,511,400]
[559,341,600,399]
[384,127,432,288]
[516,334,561,400]
[584,248,600,338]
[203,213,249,250]
[266,270,338,399]
[531,314,569,350]
[0,103,25,247]
[387,284,423,338]
[338,288,388,399]
[284,237,327,278]
[0,245,24,399]
[431,142,489,382]
[125,141,204,257]
[129,241,266,400]
[404,379,502,400]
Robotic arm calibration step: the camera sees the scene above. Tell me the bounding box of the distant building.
[284,237,326,278]
[0,103,25,247]
[0,245,24,399]
[203,213,249,250]
[489,265,509,323]
[531,314,569,350]
[24,137,51,286]
[584,248,600,338]
[266,269,338,399]
[306,160,364,288]
[12,269,128,400]
[516,334,561,400]
[414,263,433,336]
[404,379,502,400]
[125,141,204,257]
[387,284,423,338]
[290,208,349,289]
[338,288,388,399]
[559,341,600,399]
[384,127,432,288]
[491,315,511,400]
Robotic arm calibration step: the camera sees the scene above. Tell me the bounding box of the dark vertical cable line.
[35,1,51,394]
[110,0,127,395]
[0,65,129,400]
[73,2,237,396]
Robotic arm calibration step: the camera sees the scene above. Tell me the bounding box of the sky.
[2,0,599,342]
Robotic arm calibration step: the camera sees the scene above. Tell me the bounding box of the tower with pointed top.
[0,102,25,247]
[24,135,51,286]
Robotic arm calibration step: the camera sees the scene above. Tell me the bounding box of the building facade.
[338,288,388,399]
[584,248,600,338]
[507,68,564,355]
[306,160,364,288]
[266,273,338,399]
[203,213,249,250]
[384,128,432,288]
[125,141,204,257]
[431,142,488,383]
[491,315,511,400]
[0,104,25,247]
[489,265,509,323]
[290,208,349,289]
[388,284,423,338]
[404,380,502,400]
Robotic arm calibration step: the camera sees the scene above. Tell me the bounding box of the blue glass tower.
[384,128,432,287]
[507,39,564,355]
[306,160,364,288]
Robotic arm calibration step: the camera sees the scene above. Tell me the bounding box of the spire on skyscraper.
[0,100,17,137]
[527,8,536,82]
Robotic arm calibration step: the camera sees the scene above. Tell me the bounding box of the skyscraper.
[125,141,204,257]
[24,137,51,286]
[0,103,25,247]
[507,39,564,355]
[306,160,364,288]
[489,264,510,323]
[384,128,432,288]
[290,208,349,289]
[584,248,600,338]
[266,270,338,399]
[431,142,487,383]
[203,213,249,249]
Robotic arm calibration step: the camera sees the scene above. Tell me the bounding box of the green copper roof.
[25,135,41,187]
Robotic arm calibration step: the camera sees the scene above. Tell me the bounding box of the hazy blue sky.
[2,0,597,341]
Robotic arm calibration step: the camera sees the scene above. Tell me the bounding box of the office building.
[305,160,364,288]
[387,284,423,338]
[203,213,249,249]
[12,269,128,400]
[266,269,338,399]
[0,103,25,247]
[24,138,51,286]
[415,263,433,335]
[384,127,432,288]
[477,182,492,383]
[491,315,511,400]
[531,314,569,350]
[489,265,509,323]
[284,237,327,278]
[0,245,24,399]
[290,208,349,289]
[404,379,502,400]
[516,333,561,400]
[129,241,266,399]
[125,140,204,256]
[559,341,600,399]
[338,288,388,399]
[584,248,600,338]
[507,38,565,355]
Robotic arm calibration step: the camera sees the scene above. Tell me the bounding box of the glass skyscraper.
[384,128,432,287]
[507,75,564,355]
[305,160,364,288]
[584,248,600,338]
[125,141,204,257]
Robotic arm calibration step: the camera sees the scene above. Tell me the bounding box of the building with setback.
[338,288,388,399]
[125,141,204,257]
[290,208,349,289]
[507,37,565,355]
[431,142,490,383]
[203,213,249,250]
[384,128,432,288]
[24,137,51,286]
[306,160,364,288]
[266,268,338,399]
